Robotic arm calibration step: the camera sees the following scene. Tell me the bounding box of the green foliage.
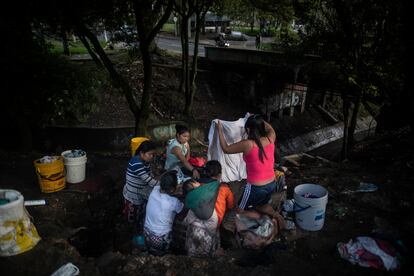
[231,25,260,36]
[126,45,141,60]
[292,0,412,135]
[38,57,103,125]
[272,25,300,49]
[48,39,109,55]
[161,23,175,33]
[298,0,405,99]
[25,41,104,125]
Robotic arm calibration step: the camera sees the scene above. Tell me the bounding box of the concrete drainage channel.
[279,116,376,156]
[34,117,376,156]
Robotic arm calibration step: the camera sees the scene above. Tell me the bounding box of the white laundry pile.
[39,156,58,164]
[207,113,250,182]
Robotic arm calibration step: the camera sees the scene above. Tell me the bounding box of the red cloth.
[215,183,235,226]
[189,157,206,167]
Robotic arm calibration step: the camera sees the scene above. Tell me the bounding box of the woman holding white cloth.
[216,114,278,218]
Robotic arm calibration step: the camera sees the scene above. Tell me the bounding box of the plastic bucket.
[61,150,87,184]
[33,157,65,193]
[130,137,149,156]
[0,189,41,256]
[294,184,328,231]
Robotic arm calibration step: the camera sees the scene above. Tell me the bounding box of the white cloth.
[144,186,184,236]
[208,113,250,182]
[337,236,400,271]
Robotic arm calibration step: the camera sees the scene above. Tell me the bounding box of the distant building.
[191,12,231,33]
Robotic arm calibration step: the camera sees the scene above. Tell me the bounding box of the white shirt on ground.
[144,186,184,236]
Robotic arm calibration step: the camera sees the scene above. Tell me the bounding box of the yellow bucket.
[33,156,65,193]
[130,137,149,156]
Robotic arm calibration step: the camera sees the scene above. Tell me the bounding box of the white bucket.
[294,184,328,231]
[0,189,41,256]
[61,150,87,184]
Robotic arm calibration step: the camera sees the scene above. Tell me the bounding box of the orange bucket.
[33,156,65,193]
[130,137,149,156]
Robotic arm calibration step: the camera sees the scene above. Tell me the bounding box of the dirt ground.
[1,128,413,275]
[1,54,413,275]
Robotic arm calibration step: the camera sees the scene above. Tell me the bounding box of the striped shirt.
[123,156,159,205]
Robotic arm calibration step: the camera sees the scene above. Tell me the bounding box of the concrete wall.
[278,116,377,156]
[33,123,206,153]
[33,117,375,156]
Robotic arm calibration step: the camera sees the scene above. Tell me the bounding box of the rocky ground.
[1,53,413,275]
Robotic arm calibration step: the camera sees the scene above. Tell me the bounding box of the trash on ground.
[24,199,47,206]
[282,199,295,213]
[341,182,379,194]
[337,236,401,271]
[284,219,296,230]
[356,182,378,192]
[332,203,348,219]
[50,262,80,276]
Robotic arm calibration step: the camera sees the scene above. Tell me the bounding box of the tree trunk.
[76,23,139,121]
[132,0,174,135]
[180,15,191,108]
[184,22,190,113]
[251,11,255,32]
[341,97,351,162]
[402,0,414,131]
[77,34,103,67]
[179,17,186,93]
[186,13,203,116]
[348,93,362,146]
[138,42,153,135]
[62,29,70,56]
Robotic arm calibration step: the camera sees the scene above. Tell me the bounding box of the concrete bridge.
[204,46,322,119]
[205,46,320,81]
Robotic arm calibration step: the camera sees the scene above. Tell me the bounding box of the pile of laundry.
[337,236,405,271]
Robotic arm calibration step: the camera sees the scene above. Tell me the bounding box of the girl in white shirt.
[144,170,184,256]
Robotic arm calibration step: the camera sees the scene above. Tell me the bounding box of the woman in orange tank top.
[216,114,279,218]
